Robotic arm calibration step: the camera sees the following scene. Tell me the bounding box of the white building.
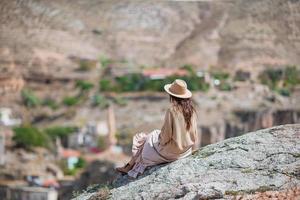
[0,108,21,126]
[68,121,109,149]
[0,181,58,200]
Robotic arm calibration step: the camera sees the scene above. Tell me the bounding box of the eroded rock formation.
[0,0,300,73]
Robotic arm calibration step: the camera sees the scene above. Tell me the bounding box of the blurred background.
[0,0,299,199]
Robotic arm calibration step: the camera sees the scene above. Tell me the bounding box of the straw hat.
[164,79,192,98]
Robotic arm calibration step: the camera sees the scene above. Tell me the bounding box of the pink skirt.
[127,129,192,178]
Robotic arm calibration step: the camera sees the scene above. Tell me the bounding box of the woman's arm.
[191,113,199,151]
[158,109,173,146]
[192,128,199,151]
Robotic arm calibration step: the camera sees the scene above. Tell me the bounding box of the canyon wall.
[0,0,300,77]
[200,109,300,146]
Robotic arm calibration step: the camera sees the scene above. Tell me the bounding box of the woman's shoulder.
[167,105,178,114]
[168,104,197,115]
[167,105,184,119]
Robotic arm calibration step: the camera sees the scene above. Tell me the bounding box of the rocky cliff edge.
[73,124,300,200]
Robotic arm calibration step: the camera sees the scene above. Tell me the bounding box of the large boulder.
[73,124,300,199]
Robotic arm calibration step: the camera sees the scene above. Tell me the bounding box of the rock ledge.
[74,124,300,200]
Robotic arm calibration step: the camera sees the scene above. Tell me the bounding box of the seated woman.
[115,79,198,178]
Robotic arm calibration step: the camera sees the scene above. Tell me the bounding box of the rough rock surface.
[73,124,300,200]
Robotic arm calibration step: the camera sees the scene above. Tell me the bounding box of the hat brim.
[164,84,192,99]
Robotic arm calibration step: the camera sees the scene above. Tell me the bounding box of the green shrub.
[218,82,232,91]
[259,66,300,96]
[268,69,283,84]
[212,71,230,80]
[199,82,210,92]
[59,157,85,176]
[99,79,113,91]
[115,73,145,92]
[91,94,109,108]
[259,69,283,89]
[277,88,290,97]
[284,66,300,87]
[44,126,77,140]
[64,168,78,176]
[100,73,210,93]
[181,64,196,76]
[100,57,113,68]
[63,96,79,106]
[42,98,59,110]
[76,80,94,91]
[91,94,102,106]
[181,76,209,91]
[113,96,128,106]
[64,167,77,176]
[13,125,51,149]
[143,79,164,91]
[21,89,41,107]
[75,157,86,168]
[182,76,199,91]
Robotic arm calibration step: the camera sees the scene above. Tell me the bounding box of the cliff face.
[73,124,300,200]
[1,0,300,75]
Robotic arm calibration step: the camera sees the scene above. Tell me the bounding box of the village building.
[68,120,108,149]
[0,180,58,200]
[60,149,81,170]
[67,105,123,154]
[0,108,22,127]
[9,186,58,200]
[0,180,27,200]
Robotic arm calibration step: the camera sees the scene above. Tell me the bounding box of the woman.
[115,79,198,178]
